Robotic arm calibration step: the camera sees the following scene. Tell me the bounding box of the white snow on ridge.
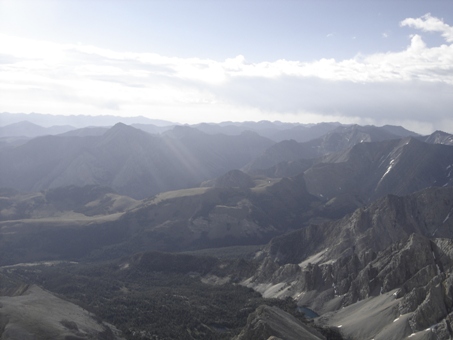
[383,159,395,176]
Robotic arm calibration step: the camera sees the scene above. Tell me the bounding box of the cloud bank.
[0,14,452,133]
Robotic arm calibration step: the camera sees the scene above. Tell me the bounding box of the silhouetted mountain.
[0,123,274,199]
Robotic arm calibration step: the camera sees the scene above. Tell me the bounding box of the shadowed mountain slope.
[0,175,323,265]
[303,137,453,203]
[244,124,411,173]
[0,123,274,199]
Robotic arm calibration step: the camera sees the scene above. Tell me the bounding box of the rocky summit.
[242,186,453,339]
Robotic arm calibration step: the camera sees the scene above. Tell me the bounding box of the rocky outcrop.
[243,187,453,339]
[0,284,124,340]
[304,137,453,203]
[421,130,453,146]
[233,305,326,340]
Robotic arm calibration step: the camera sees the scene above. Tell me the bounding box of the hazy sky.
[1,0,453,133]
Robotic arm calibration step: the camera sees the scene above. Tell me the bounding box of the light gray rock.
[233,305,326,340]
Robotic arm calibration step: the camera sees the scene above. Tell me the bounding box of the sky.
[0,0,453,134]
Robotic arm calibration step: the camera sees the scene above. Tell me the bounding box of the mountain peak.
[104,122,142,136]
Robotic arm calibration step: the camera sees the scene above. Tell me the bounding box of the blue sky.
[1,0,453,133]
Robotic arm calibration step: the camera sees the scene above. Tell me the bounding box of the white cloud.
[400,13,453,42]
[0,13,453,133]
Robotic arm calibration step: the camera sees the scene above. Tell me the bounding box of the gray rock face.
[304,137,453,203]
[233,305,326,340]
[0,285,124,340]
[243,187,453,339]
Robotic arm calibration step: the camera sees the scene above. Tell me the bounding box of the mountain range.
[2,115,453,339]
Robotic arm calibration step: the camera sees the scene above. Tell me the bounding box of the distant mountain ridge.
[0,112,175,127]
[0,123,274,199]
[1,121,452,203]
[304,136,453,203]
[244,124,420,172]
[0,121,74,137]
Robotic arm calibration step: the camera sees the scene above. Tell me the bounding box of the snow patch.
[299,248,329,268]
[379,159,395,184]
[252,282,289,299]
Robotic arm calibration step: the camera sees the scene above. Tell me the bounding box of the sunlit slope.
[243,186,453,339]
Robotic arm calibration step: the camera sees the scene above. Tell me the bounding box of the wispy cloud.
[0,13,452,133]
